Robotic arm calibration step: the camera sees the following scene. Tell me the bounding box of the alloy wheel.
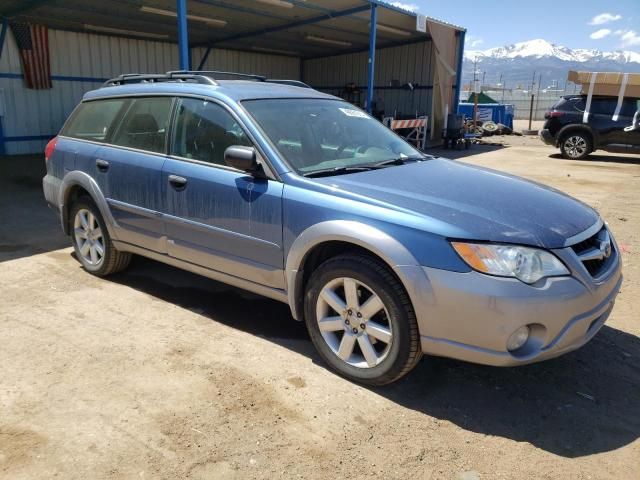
[564,136,587,159]
[73,208,105,266]
[315,277,393,368]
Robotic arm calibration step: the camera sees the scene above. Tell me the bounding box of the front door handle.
[96,159,110,172]
[168,174,188,191]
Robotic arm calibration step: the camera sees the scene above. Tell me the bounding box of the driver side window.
[171,98,251,165]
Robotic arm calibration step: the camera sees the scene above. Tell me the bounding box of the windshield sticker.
[339,108,369,119]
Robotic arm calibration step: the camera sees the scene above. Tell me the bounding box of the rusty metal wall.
[302,40,435,118]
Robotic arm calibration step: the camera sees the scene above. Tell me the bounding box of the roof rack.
[167,70,267,82]
[102,72,218,87]
[102,70,313,89]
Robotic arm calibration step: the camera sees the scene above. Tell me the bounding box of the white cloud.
[614,29,640,48]
[590,28,611,40]
[465,35,484,48]
[389,2,419,12]
[589,12,622,25]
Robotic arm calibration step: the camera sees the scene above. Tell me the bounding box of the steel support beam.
[176,0,190,70]
[0,17,8,60]
[453,30,465,113]
[199,4,369,48]
[366,3,377,113]
[197,46,212,70]
[0,0,56,17]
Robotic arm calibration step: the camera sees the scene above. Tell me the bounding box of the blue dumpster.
[458,103,514,129]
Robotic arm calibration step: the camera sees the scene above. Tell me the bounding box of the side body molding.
[58,171,118,239]
[285,220,428,320]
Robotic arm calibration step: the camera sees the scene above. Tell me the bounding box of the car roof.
[83,79,338,103]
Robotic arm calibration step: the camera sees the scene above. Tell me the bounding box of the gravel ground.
[1,139,639,480]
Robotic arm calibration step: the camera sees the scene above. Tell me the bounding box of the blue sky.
[390,0,640,52]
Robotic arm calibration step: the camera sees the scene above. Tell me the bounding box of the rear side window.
[590,98,618,115]
[62,99,127,142]
[171,98,251,165]
[111,97,173,153]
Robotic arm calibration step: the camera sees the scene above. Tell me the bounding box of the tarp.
[466,92,498,104]
[427,19,458,142]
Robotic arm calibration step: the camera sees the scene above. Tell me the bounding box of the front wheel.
[304,254,422,386]
[560,132,592,160]
[70,198,131,276]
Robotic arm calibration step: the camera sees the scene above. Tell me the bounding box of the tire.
[304,254,422,386]
[560,131,592,160]
[69,198,131,276]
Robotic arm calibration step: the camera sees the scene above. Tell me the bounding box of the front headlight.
[451,242,569,284]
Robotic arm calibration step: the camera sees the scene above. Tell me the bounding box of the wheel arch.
[285,221,421,321]
[557,124,596,149]
[59,171,118,238]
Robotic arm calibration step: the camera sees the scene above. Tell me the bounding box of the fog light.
[507,325,530,351]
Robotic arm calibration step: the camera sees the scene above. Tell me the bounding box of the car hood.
[313,158,599,248]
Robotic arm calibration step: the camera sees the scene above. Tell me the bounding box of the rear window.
[62,99,127,142]
[552,97,585,112]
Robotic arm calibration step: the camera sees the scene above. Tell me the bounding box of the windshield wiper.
[303,154,435,178]
[303,166,380,178]
[373,154,432,168]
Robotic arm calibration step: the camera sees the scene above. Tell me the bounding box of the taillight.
[544,111,564,119]
[45,136,58,162]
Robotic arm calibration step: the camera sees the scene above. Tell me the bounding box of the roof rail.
[102,71,313,90]
[167,70,267,82]
[265,79,312,88]
[102,72,217,87]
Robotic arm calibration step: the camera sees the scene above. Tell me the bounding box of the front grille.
[570,228,615,278]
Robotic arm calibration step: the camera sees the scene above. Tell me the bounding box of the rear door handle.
[96,159,110,172]
[168,174,188,191]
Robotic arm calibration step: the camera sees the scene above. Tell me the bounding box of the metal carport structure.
[0,0,465,154]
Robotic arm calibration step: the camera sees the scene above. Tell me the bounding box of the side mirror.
[224,146,260,173]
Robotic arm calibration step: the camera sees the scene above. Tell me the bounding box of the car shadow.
[0,154,69,263]
[429,142,505,160]
[104,255,640,459]
[549,153,640,165]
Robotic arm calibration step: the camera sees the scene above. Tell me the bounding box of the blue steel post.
[366,3,377,113]
[0,18,7,154]
[453,30,466,113]
[176,0,190,70]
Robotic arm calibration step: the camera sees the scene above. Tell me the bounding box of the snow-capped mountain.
[465,39,640,64]
[462,39,640,89]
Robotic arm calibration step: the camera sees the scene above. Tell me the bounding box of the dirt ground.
[1,137,639,480]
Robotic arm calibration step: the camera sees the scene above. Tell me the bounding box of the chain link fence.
[461,87,582,121]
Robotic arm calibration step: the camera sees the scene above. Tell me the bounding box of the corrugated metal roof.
[0,0,463,59]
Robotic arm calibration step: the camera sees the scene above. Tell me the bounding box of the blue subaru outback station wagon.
[43,71,622,385]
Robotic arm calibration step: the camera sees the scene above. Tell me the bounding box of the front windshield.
[242,98,423,174]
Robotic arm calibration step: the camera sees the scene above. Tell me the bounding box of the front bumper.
[398,240,623,366]
[539,128,556,146]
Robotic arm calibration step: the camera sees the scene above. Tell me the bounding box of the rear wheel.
[304,254,422,386]
[70,199,131,276]
[560,132,592,160]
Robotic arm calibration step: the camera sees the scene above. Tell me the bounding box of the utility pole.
[528,71,537,130]
[473,56,479,128]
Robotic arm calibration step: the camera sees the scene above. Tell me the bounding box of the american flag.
[10,22,52,90]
